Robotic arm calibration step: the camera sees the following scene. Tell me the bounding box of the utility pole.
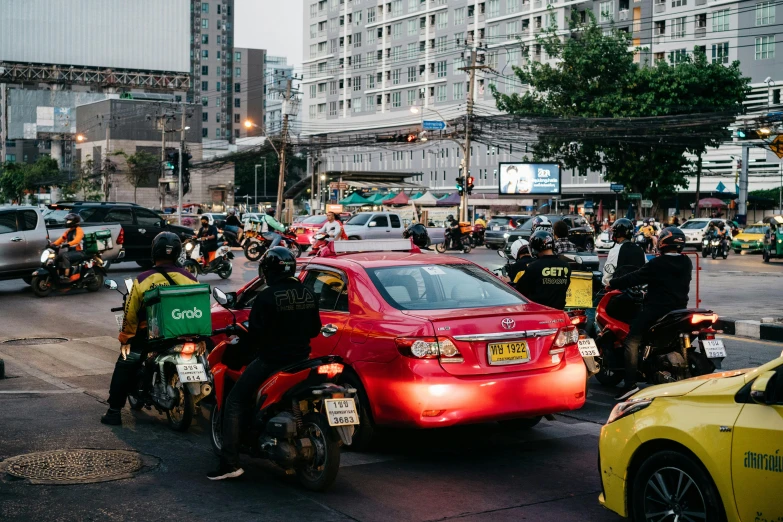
[458,49,488,223]
[159,116,167,210]
[177,102,185,225]
[275,77,293,219]
[738,143,750,222]
[694,153,702,218]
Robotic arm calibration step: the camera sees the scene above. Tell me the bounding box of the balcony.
[619,10,629,20]
[654,1,665,13]
[695,27,706,38]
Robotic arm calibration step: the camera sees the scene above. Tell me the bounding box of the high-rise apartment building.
[302,0,781,200]
[265,56,297,134]
[190,0,266,143]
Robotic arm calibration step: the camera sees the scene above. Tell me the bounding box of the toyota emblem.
[501,318,515,330]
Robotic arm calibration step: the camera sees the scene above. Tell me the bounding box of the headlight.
[40,251,53,263]
[503,233,510,239]
[185,242,194,251]
[606,398,653,424]
[702,239,709,245]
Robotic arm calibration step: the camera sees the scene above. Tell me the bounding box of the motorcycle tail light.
[317,363,344,378]
[117,228,124,245]
[551,326,579,354]
[691,313,717,324]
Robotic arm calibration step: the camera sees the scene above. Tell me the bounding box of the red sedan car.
[291,214,327,248]
[210,241,587,449]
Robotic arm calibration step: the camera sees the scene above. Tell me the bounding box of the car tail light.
[550,326,579,354]
[117,228,124,245]
[395,337,463,363]
[317,363,344,378]
[691,313,717,324]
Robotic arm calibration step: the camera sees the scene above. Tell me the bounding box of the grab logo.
[172,308,203,320]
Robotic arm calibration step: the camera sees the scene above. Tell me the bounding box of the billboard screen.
[498,163,561,196]
[0,0,190,73]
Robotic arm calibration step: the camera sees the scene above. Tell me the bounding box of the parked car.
[211,241,587,450]
[483,215,531,250]
[679,218,729,250]
[599,353,783,522]
[1,205,123,283]
[342,212,445,245]
[595,231,614,253]
[45,202,194,268]
[506,214,595,252]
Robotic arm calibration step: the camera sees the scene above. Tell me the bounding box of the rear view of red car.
[291,214,327,249]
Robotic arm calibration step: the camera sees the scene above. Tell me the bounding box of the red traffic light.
[467,176,474,185]
[406,134,417,142]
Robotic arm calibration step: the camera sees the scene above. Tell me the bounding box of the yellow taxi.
[598,354,783,521]
[731,222,769,254]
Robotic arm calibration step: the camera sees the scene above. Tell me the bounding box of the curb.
[717,318,783,343]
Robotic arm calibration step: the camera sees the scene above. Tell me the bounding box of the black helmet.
[64,213,81,228]
[266,208,276,216]
[151,232,182,263]
[529,230,555,257]
[658,226,686,253]
[531,215,552,232]
[259,246,296,284]
[717,221,725,229]
[709,219,721,227]
[446,214,454,222]
[403,223,430,248]
[610,218,634,241]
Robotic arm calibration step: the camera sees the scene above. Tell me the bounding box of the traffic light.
[166,151,179,176]
[456,176,465,196]
[182,151,192,195]
[467,176,475,195]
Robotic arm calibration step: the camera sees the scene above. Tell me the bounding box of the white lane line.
[0,389,85,395]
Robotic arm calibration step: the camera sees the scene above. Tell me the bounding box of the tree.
[62,158,104,202]
[114,150,160,203]
[233,142,307,210]
[0,156,61,203]
[493,12,750,204]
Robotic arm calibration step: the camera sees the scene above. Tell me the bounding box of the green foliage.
[493,12,750,202]
[0,156,61,203]
[233,143,307,208]
[61,158,103,202]
[114,150,160,202]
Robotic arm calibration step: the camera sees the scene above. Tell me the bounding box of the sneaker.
[100,408,122,425]
[207,464,244,481]
[614,385,640,402]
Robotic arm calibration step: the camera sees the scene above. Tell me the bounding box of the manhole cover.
[2,449,150,485]
[2,337,69,346]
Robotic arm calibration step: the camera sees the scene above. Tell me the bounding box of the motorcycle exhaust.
[191,382,213,405]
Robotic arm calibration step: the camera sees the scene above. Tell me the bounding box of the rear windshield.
[366,264,526,310]
[346,214,371,226]
[743,226,767,234]
[43,207,100,225]
[302,215,327,224]
[681,221,708,230]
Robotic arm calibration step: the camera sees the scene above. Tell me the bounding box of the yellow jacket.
[119,265,199,344]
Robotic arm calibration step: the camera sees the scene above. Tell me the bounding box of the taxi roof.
[297,252,472,270]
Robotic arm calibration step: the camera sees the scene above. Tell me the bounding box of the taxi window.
[367,264,525,310]
[302,269,349,312]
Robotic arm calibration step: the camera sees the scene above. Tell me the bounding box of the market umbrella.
[410,192,423,200]
[366,193,387,204]
[384,191,410,205]
[698,197,727,208]
[339,192,372,206]
[414,192,439,206]
[436,192,462,207]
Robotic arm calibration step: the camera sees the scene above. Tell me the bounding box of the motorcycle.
[218,220,243,248]
[104,278,214,431]
[702,235,729,259]
[31,243,107,298]
[308,232,330,256]
[635,233,654,254]
[471,224,486,247]
[436,230,472,254]
[243,229,301,262]
[179,237,234,279]
[589,270,726,387]
[209,288,359,491]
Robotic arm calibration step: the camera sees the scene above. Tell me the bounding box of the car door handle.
[138,228,146,234]
[10,237,23,242]
[321,324,339,337]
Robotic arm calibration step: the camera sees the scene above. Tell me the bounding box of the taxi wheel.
[340,372,375,452]
[632,450,724,522]
[498,416,542,430]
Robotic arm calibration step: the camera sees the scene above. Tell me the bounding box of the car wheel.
[498,416,542,430]
[0,359,4,379]
[631,450,724,522]
[485,244,492,249]
[340,372,376,452]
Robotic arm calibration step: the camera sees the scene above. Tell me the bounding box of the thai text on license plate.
[577,338,600,357]
[176,363,208,383]
[324,398,359,426]
[488,341,530,365]
[701,339,727,359]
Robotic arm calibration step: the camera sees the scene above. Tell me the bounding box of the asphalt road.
[0,250,782,521]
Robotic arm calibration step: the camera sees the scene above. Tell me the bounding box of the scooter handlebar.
[110,307,124,312]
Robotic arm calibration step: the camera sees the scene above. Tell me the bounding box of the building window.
[201,19,208,29]
[436,85,447,102]
[235,67,241,76]
[453,82,464,100]
[201,35,209,44]
[202,112,208,122]
[407,66,416,83]
[671,0,685,6]
[353,76,362,91]
[216,81,221,91]
[353,98,362,113]
[756,1,775,25]
[234,98,241,108]
[507,0,519,13]
[5,154,16,163]
[215,129,221,139]
[454,7,465,25]
[216,113,221,123]
[392,91,401,107]
[672,16,686,38]
[201,65,208,75]
[599,1,612,23]
[711,42,729,63]
[235,52,241,62]
[755,35,775,59]
[437,60,447,78]
[202,3,209,13]
[392,69,401,84]
[393,23,402,39]
[668,48,687,63]
[234,114,240,123]
[201,81,208,91]
[712,9,729,31]
[202,128,208,138]
[392,0,402,16]
[436,12,447,28]
[201,96,208,106]
[234,82,241,93]
[202,50,208,59]
[407,89,417,106]
[487,0,499,17]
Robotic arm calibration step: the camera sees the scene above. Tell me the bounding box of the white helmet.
[510,238,530,260]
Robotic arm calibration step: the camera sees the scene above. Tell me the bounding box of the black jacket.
[197,224,219,252]
[615,241,647,279]
[507,256,534,286]
[516,255,572,310]
[249,277,322,363]
[225,215,242,228]
[609,253,692,310]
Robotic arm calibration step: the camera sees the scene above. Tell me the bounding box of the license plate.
[742,244,749,249]
[492,226,500,231]
[115,314,124,331]
[296,228,305,234]
[488,341,530,365]
[176,363,208,383]
[323,398,359,426]
[701,339,727,358]
[577,338,600,357]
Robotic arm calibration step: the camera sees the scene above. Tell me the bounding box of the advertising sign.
[498,163,561,196]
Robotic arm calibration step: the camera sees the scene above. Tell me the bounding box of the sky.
[235,0,303,70]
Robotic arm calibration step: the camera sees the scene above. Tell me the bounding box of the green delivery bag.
[144,284,212,340]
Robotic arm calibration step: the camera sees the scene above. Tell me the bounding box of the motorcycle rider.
[474,214,487,227]
[197,215,219,266]
[552,220,577,254]
[260,208,287,248]
[602,218,646,287]
[607,227,691,401]
[223,208,244,246]
[505,238,533,286]
[101,233,198,426]
[317,211,342,242]
[208,247,322,481]
[516,230,571,310]
[444,215,461,249]
[403,223,431,250]
[640,218,656,252]
[52,213,86,282]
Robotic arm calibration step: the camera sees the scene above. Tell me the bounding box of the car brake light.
[395,337,464,363]
[318,363,344,378]
[551,326,579,354]
[691,313,717,324]
[116,228,124,245]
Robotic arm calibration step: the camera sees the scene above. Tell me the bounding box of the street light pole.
[459,49,478,223]
[177,102,185,225]
[276,77,293,219]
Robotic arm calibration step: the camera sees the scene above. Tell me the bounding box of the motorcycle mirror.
[497,249,508,259]
[605,264,615,275]
[213,287,229,306]
[104,279,118,291]
[124,278,133,294]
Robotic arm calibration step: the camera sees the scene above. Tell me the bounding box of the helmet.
[227,208,236,216]
[446,215,454,222]
[531,216,552,232]
[266,208,276,216]
[151,232,182,263]
[658,226,686,253]
[610,218,634,241]
[510,238,530,259]
[64,213,81,228]
[402,223,430,249]
[259,246,296,284]
[709,219,721,228]
[529,230,555,257]
[717,221,725,229]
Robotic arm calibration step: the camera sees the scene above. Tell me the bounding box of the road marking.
[0,389,85,395]
[340,452,398,468]
[719,334,783,346]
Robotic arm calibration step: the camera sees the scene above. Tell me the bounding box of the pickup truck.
[0,205,123,283]
[45,202,195,268]
[342,212,445,244]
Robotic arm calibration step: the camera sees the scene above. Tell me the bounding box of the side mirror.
[213,288,228,305]
[104,280,118,291]
[605,264,615,275]
[368,221,377,227]
[750,371,779,405]
[497,249,508,259]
